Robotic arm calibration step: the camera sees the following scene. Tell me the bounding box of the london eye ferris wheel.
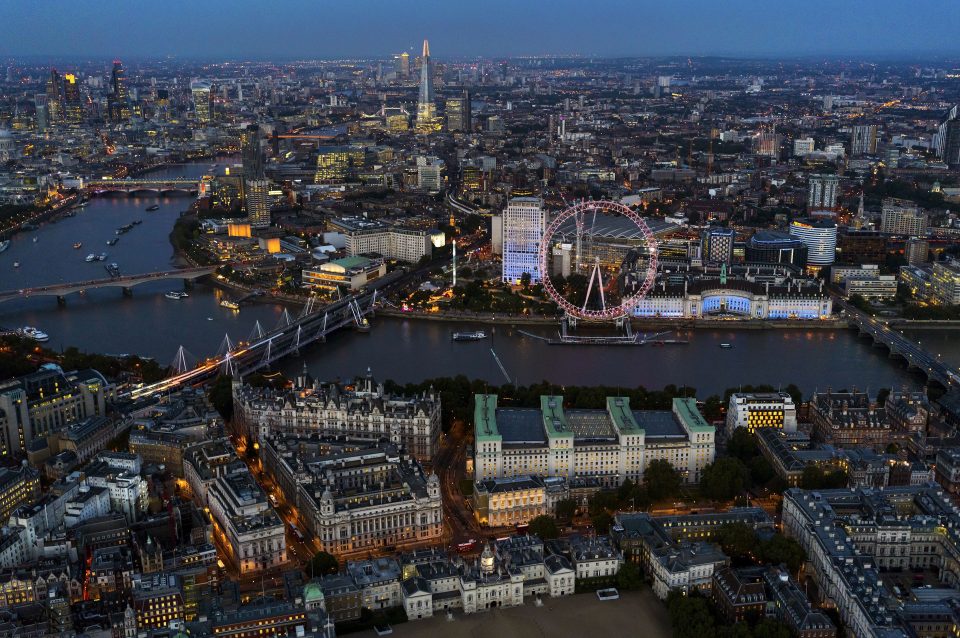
[537,200,659,321]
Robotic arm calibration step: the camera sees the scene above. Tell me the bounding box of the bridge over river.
[0,266,216,305]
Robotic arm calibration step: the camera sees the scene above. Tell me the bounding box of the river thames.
[0,161,951,396]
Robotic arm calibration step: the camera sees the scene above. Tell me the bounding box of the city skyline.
[2,0,960,59]
[5,3,960,634]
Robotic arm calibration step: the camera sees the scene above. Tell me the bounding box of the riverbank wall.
[375,308,848,330]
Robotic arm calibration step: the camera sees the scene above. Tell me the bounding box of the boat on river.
[452,330,487,341]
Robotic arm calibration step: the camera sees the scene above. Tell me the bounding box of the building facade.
[807,174,839,209]
[501,197,545,285]
[881,198,927,236]
[474,395,715,486]
[725,392,798,436]
[206,466,287,575]
[233,371,441,461]
[789,220,837,269]
[260,436,442,555]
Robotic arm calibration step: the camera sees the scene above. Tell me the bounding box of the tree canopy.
[644,459,682,501]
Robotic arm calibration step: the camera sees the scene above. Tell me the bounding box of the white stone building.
[261,435,443,555]
[474,396,715,487]
[207,466,287,575]
[725,392,798,436]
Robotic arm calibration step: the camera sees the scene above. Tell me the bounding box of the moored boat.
[19,326,49,342]
[452,330,488,341]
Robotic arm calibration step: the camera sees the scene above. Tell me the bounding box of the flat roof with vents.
[474,394,502,442]
[495,409,547,444]
[632,411,687,439]
[541,395,574,441]
[474,394,711,446]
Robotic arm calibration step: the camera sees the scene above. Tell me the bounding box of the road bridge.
[840,299,960,388]
[0,267,216,305]
[85,178,202,195]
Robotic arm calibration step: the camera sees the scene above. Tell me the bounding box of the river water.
[0,161,950,396]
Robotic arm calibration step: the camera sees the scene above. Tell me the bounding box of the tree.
[308,551,339,577]
[759,534,806,574]
[615,561,643,590]
[591,511,613,535]
[727,428,759,462]
[716,523,758,563]
[748,455,776,487]
[667,591,715,638]
[701,395,724,421]
[588,490,620,517]
[528,515,560,540]
[877,388,891,407]
[208,375,235,422]
[644,459,682,502]
[555,499,577,523]
[520,272,531,288]
[700,458,750,501]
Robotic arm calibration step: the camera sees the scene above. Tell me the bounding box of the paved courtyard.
[388,589,671,638]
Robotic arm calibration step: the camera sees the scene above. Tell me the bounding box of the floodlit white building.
[474,395,715,486]
[725,392,798,436]
[501,197,545,285]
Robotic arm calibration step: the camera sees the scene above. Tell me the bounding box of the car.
[374,625,393,636]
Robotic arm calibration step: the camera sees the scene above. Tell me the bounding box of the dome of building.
[304,582,325,605]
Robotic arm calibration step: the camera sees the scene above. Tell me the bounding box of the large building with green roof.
[473,395,715,486]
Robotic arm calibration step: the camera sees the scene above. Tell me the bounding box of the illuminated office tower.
[445,90,471,132]
[701,226,736,264]
[61,73,83,125]
[245,179,271,229]
[789,219,837,270]
[415,39,440,133]
[45,69,62,122]
[314,145,361,182]
[501,197,545,285]
[241,124,264,180]
[191,80,212,124]
[108,60,130,121]
[34,94,48,132]
[850,124,878,156]
[395,52,410,79]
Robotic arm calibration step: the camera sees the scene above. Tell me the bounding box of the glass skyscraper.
[415,40,440,133]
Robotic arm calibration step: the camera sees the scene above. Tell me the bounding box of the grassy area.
[459,479,474,497]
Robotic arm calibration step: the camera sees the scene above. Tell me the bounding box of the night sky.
[2,0,958,59]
